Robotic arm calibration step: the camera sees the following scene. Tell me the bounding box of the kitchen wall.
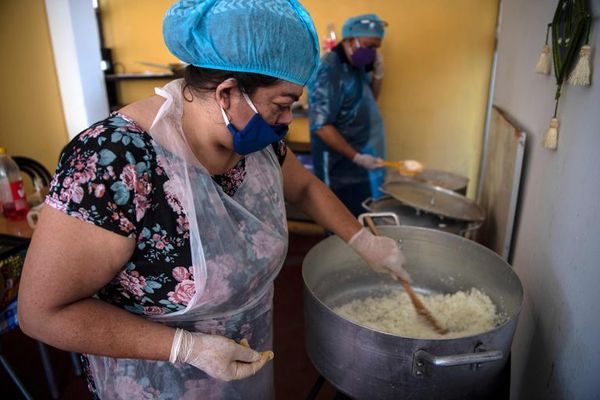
[0,0,68,173]
[100,0,498,198]
[493,1,600,398]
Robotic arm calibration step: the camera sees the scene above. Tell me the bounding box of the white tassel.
[567,45,592,86]
[543,118,559,150]
[535,44,552,75]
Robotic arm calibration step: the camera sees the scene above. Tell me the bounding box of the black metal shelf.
[104,73,176,110]
[105,73,176,81]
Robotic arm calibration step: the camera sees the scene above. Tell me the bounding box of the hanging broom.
[568,45,592,85]
[543,86,561,150]
[542,0,593,151]
[536,24,552,75]
[568,22,592,86]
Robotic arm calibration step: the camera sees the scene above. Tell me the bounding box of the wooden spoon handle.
[364,214,381,236]
[380,160,402,168]
[400,280,448,335]
[363,216,448,335]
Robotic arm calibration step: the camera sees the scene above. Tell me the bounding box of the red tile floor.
[0,232,339,400]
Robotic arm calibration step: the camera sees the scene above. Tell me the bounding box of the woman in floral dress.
[17,0,409,398]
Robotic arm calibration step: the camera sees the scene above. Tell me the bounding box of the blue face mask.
[220,92,289,155]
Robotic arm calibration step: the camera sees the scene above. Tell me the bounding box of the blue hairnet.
[163,0,320,86]
[342,13,386,39]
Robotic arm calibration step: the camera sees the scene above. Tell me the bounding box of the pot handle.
[357,212,400,227]
[413,346,503,377]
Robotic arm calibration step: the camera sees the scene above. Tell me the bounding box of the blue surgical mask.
[220,92,289,155]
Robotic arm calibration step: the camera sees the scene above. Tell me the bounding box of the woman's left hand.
[170,329,274,381]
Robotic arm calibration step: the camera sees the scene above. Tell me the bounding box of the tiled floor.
[0,232,338,400]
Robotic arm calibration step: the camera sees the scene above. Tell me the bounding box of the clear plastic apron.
[86,79,289,400]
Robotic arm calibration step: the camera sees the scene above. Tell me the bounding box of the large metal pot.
[303,226,523,400]
[362,196,480,237]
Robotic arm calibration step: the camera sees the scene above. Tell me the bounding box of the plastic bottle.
[0,147,29,220]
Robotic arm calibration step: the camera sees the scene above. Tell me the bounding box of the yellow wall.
[0,0,68,173]
[102,0,497,198]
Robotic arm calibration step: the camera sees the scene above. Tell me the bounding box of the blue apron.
[309,47,385,216]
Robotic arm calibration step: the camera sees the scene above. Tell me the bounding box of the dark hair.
[183,65,279,100]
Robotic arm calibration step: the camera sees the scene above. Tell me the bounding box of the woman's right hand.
[348,227,410,281]
[352,153,383,170]
[170,328,274,381]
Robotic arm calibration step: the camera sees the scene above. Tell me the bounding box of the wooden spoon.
[378,160,424,176]
[364,216,448,335]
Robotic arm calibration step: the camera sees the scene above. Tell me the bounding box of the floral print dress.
[46,111,288,399]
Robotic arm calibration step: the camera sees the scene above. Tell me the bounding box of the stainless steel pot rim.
[302,226,524,341]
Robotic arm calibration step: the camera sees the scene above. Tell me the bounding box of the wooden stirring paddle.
[364,216,448,335]
[378,160,424,176]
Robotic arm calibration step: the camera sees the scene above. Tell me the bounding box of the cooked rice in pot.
[333,288,499,339]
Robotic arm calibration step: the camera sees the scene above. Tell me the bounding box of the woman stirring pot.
[17,1,410,398]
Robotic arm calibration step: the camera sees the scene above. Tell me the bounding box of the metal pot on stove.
[364,179,485,237]
[362,196,477,236]
[303,226,523,400]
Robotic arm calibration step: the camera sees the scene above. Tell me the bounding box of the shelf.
[287,141,311,153]
[104,72,177,111]
[105,73,176,81]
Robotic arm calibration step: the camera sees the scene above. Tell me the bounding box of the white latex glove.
[170,329,274,381]
[373,51,384,80]
[352,153,383,170]
[348,227,410,281]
